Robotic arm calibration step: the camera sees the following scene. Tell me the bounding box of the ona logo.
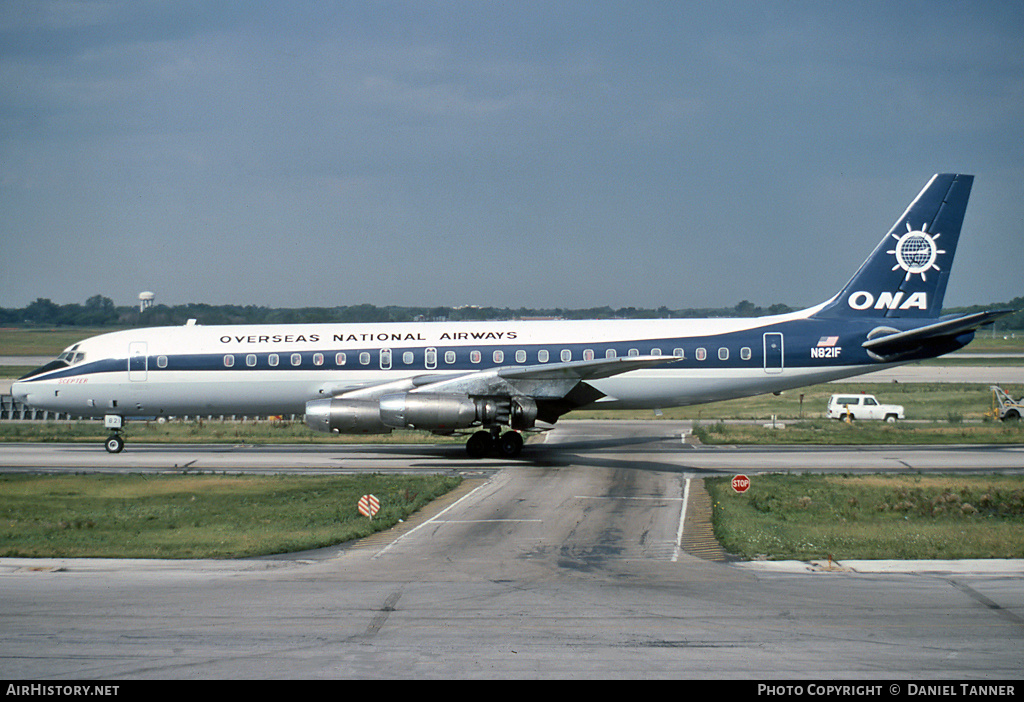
[888,222,945,282]
[848,290,928,311]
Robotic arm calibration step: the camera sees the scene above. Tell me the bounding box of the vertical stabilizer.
[814,173,973,319]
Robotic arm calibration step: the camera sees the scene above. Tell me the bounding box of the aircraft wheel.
[466,431,493,458]
[497,431,524,458]
[105,434,125,454]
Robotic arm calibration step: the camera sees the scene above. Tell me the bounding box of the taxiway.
[1,420,1022,679]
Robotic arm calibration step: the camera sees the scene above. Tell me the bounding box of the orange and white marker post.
[358,494,380,519]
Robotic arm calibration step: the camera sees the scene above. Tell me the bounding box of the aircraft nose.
[11,380,29,405]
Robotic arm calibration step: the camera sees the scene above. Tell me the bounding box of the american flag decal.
[817,336,839,347]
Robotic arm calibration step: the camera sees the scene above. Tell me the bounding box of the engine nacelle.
[304,398,392,434]
[379,393,479,430]
[378,393,539,431]
[509,396,538,430]
[305,394,539,434]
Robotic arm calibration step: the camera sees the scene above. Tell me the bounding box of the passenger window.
[628,349,639,357]
[560,349,572,362]
[471,350,481,364]
[606,349,617,359]
[696,348,707,361]
[269,353,279,367]
[651,348,661,356]
[444,350,456,364]
[380,349,392,370]
[246,354,257,367]
[718,348,729,361]
[740,347,751,361]
[291,353,302,367]
[538,350,549,363]
[335,352,346,366]
[426,348,437,369]
[403,351,414,365]
[223,355,234,368]
[359,352,370,365]
[313,353,324,366]
[157,356,168,368]
[515,350,527,363]
[493,350,504,364]
[673,348,684,359]
[583,349,594,361]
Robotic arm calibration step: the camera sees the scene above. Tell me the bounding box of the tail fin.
[814,173,973,319]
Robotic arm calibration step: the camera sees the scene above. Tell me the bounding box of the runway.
[1,421,1023,679]
[2,420,1023,475]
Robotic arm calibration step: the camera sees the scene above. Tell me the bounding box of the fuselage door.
[129,342,148,382]
[763,333,783,374]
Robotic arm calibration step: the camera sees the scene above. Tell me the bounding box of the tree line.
[1,295,1021,330]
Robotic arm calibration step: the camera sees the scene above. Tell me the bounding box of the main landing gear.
[466,429,524,458]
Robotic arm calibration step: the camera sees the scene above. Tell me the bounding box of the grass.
[918,356,1024,366]
[0,328,118,356]
[706,474,1024,560]
[691,419,1024,445]
[0,473,462,559]
[571,382,1024,423]
[0,419,465,445]
[4,472,1021,561]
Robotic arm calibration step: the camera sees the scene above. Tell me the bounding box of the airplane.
[11,173,1013,458]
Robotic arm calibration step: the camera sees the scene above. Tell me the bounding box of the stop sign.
[732,475,750,493]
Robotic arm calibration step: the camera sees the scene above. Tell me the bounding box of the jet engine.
[304,394,538,434]
[379,393,538,431]
[304,398,392,434]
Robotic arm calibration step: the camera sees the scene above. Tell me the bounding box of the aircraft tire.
[105,435,125,454]
[498,431,524,458]
[466,431,493,458]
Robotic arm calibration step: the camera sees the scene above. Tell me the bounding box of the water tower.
[139,291,155,313]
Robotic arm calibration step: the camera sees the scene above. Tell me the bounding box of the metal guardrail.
[1,394,90,421]
[0,396,300,423]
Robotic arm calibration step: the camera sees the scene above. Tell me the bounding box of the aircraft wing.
[862,309,1016,357]
[335,354,681,401]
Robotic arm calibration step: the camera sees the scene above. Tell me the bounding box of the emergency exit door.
[129,342,148,382]
[763,333,783,373]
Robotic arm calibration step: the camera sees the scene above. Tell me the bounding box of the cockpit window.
[17,346,86,380]
[56,351,86,365]
[18,358,69,380]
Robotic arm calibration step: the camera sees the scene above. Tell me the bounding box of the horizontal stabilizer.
[862,309,1016,357]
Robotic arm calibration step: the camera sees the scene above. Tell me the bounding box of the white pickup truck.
[827,394,904,422]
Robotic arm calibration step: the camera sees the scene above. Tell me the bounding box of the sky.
[1,0,1023,312]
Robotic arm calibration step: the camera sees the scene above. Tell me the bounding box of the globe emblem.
[887,222,945,282]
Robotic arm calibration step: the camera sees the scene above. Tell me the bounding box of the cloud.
[1,2,1022,310]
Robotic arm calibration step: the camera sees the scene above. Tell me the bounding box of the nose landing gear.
[104,414,125,453]
[104,434,125,453]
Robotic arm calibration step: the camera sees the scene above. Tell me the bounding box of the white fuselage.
[12,310,891,420]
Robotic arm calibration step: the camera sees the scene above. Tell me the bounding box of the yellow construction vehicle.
[989,386,1023,422]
